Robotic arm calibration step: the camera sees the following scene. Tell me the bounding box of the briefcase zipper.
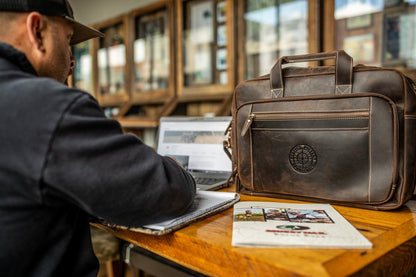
[241,111,369,137]
[241,114,256,136]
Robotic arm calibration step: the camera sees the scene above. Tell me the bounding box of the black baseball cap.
[0,0,104,45]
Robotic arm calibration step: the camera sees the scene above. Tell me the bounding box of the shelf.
[115,116,159,128]
[115,97,176,129]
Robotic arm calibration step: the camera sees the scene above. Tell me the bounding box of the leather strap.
[270,50,353,97]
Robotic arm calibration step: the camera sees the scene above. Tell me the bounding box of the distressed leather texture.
[229,50,416,210]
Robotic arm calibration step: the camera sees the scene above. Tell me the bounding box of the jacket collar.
[0,42,38,76]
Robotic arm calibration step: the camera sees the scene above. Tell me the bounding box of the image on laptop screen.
[157,116,232,190]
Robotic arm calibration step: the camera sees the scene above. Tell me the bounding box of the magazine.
[232,201,372,248]
[100,191,239,236]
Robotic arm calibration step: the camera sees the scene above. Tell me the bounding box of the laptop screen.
[157,117,232,174]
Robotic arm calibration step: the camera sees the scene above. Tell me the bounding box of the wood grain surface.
[92,188,416,277]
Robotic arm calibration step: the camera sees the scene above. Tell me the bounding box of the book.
[232,201,372,248]
[101,191,240,236]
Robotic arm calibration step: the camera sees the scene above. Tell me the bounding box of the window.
[335,0,416,69]
[242,0,309,79]
[134,8,170,93]
[97,22,127,97]
[177,0,235,96]
[114,2,176,128]
[72,41,93,94]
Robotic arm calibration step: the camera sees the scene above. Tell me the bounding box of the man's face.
[42,16,75,83]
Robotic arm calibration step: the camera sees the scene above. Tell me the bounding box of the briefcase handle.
[269,50,353,97]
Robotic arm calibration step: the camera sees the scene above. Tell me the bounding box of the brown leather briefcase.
[225,50,416,210]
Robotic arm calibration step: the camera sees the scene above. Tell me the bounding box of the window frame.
[92,14,131,107]
[175,0,236,98]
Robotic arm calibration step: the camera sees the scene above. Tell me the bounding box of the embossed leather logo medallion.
[289,145,317,173]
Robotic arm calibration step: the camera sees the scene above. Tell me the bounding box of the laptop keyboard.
[194,177,224,185]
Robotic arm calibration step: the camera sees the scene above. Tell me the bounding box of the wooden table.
[92,187,416,277]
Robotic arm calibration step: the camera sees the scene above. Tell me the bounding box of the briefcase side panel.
[404,116,416,200]
[235,104,254,191]
[404,77,416,199]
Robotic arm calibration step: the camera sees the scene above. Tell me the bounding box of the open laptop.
[157,116,232,191]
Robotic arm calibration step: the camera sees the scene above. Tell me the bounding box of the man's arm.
[41,93,196,227]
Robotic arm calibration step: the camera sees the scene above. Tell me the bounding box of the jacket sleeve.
[41,93,196,227]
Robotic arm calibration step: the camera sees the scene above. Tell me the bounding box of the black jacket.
[0,42,195,276]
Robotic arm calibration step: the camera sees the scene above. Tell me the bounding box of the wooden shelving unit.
[70,0,416,141]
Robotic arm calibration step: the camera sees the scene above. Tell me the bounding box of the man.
[0,1,196,276]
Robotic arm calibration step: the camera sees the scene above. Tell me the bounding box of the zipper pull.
[241,113,255,136]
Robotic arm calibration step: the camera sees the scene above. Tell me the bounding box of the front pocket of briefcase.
[237,95,398,204]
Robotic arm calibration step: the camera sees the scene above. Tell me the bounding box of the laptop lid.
[157,116,232,189]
